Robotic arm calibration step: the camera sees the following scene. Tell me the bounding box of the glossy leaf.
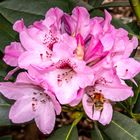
[91,123,110,140]
[0,14,17,51]
[0,94,11,126]
[0,60,8,81]
[112,18,134,33]
[0,104,11,126]
[89,0,104,7]
[47,125,78,140]
[0,0,71,25]
[101,111,140,140]
[0,0,94,26]
[127,21,140,36]
[69,0,93,11]
[99,1,130,8]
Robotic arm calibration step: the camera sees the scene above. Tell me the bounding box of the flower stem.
[129,0,140,23]
[65,112,83,140]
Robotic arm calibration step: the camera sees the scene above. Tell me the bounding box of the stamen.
[42,30,58,50]
[75,34,85,60]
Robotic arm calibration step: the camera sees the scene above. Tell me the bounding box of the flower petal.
[100,33,114,51]
[0,82,41,100]
[115,58,140,79]
[70,89,84,106]
[99,102,113,125]
[95,84,133,101]
[9,96,34,123]
[72,7,90,38]
[18,51,52,69]
[13,19,25,32]
[35,101,55,134]
[3,42,24,67]
[44,7,63,30]
[46,69,80,104]
[46,90,61,115]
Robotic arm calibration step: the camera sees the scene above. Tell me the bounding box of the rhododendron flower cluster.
[0,7,140,134]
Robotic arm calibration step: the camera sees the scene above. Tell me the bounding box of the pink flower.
[0,72,61,134]
[87,11,140,80]
[13,8,64,69]
[62,7,91,39]
[1,6,140,128]
[3,42,24,67]
[27,34,94,104]
[82,69,133,125]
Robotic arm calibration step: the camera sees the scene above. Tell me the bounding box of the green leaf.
[47,125,78,140]
[89,0,104,7]
[0,0,94,26]
[99,1,130,8]
[0,14,17,51]
[0,0,71,25]
[127,21,140,36]
[133,94,140,114]
[0,97,11,126]
[68,0,93,11]
[0,59,9,81]
[101,111,140,140]
[112,18,134,33]
[91,122,109,140]
[0,136,12,140]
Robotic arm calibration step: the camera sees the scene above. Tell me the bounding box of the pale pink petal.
[18,51,52,69]
[90,19,102,37]
[70,89,84,106]
[16,72,33,84]
[76,72,94,88]
[72,7,90,38]
[3,42,24,67]
[44,7,63,30]
[93,110,101,120]
[52,34,77,60]
[46,90,61,115]
[103,10,112,32]
[115,58,140,79]
[0,82,41,100]
[9,96,34,123]
[123,37,138,58]
[46,69,80,104]
[35,101,55,134]
[132,36,138,49]
[19,30,45,51]
[99,102,113,125]
[100,33,114,51]
[95,84,133,101]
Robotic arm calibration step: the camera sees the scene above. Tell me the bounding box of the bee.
[93,93,104,110]
[87,93,104,117]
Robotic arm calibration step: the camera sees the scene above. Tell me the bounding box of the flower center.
[32,91,50,111]
[56,59,76,86]
[40,51,52,61]
[87,93,104,111]
[43,30,59,50]
[85,86,105,111]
